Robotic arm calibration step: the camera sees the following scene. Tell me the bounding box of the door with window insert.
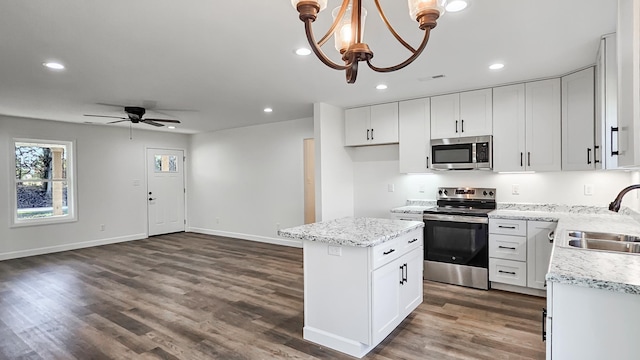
[147,148,185,236]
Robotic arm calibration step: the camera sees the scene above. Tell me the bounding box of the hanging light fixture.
[291,0,447,83]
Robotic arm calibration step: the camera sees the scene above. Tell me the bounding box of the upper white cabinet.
[562,67,596,171]
[430,89,492,139]
[493,80,561,172]
[525,79,562,172]
[595,34,619,169]
[616,0,640,167]
[399,98,431,173]
[345,103,399,146]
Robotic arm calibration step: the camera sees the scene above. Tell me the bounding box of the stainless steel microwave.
[430,135,492,170]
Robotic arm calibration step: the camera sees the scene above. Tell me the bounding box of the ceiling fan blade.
[96,102,128,108]
[142,120,164,127]
[84,114,127,119]
[144,118,181,123]
[107,120,130,124]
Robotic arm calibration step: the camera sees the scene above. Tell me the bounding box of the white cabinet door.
[595,34,619,169]
[527,221,556,290]
[371,258,402,344]
[525,79,562,172]
[492,84,527,172]
[459,89,493,137]
[399,247,423,317]
[562,67,596,171]
[370,103,399,145]
[430,93,460,139]
[399,98,431,173]
[345,107,370,146]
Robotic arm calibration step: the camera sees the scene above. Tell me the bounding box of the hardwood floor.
[0,233,546,359]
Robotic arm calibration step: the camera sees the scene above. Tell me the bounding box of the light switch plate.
[512,184,520,195]
[388,184,395,192]
[584,184,594,196]
[328,245,342,256]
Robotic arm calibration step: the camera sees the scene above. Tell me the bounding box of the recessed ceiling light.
[376,84,388,90]
[446,0,468,12]
[296,48,311,56]
[489,63,505,70]
[264,108,273,113]
[43,62,65,70]
[167,126,176,129]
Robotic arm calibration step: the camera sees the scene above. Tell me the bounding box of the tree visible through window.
[14,140,75,224]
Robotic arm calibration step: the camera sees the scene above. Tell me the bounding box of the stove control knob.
[483,191,488,196]
[443,190,448,195]
[438,190,442,195]
[489,191,494,196]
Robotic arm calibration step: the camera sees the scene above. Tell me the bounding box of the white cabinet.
[526,221,556,290]
[562,67,596,171]
[616,0,640,167]
[303,229,423,358]
[399,98,431,173]
[345,103,399,146]
[430,89,492,139]
[546,281,640,360]
[525,79,562,172]
[595,33,619,169]
[493,80,561,172]
[489,219,556,295]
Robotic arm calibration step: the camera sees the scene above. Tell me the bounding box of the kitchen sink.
[562,230,640,255]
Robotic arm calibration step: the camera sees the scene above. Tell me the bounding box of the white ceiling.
[0,0,617,134]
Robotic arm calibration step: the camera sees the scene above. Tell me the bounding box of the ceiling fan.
[84,106,181,127]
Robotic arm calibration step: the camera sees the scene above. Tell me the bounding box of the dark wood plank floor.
[0,233,546,359]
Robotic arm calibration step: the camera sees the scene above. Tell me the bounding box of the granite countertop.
[278,217,424,247]
[488,204,640,295]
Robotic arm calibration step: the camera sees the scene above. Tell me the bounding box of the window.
[154,154,177,173]
[12,139,76,226]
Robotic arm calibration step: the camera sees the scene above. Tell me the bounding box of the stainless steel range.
[423,187,496,290]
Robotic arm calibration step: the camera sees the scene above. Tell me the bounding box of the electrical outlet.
[512,184,520,195]
[328,245,342,256]
[388,184,395,192]
[419,184,426,193]
[584,184,594,196]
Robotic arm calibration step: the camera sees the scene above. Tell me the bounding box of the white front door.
[147,148,185,236]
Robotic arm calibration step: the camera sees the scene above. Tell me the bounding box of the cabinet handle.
[408,238,419,244]
[498,245,517,250]
[399,264,404,285]
[548,231,555,243]
[498,270,516,275]
[367,129,370,140]
[498,225,516,229]
[528,152,531,167]
[542,308,547,342]
[587,148,592,164]
[383,249,395,255]
[461,119,464,133]
[426,156,430,169]
[371,128,374,140]
[455,120,458,133]
[520,152,523,167]
[594,145,600,164]
[403,263,408,284]
[611,126,619,156]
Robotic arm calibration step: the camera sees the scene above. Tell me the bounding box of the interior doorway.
[147,148,185,236]
[303,138,316,224]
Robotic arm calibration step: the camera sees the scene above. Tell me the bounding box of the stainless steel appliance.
[423,187,496,290]
[431,135,492,170]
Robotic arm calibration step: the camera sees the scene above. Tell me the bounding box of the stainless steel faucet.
[609,184,640,212]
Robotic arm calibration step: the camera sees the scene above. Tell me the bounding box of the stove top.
[427,187,497,217]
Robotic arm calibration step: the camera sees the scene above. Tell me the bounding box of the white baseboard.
[490,282,547,297]
[0,233,148,261]
[187,227,302,248]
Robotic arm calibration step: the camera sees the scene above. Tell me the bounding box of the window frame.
[10,138,77,227]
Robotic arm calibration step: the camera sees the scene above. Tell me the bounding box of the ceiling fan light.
[408,0,447,20]
[332,5,367,53]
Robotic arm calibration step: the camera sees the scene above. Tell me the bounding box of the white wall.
[0,115,189,260]
[352,145,638,218]
[188,117,313,247]
[314,103,355,221]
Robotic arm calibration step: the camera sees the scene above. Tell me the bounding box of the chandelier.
[291,0,447,83]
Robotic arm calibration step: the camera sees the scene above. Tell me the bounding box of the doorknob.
[149,197,156,201]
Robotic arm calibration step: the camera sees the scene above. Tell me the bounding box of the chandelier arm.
[304,19,351,70]
[317,0,351,47]
[373,0,417,53]
[366,27,431,73]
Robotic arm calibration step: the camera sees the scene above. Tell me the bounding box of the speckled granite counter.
[278,217,424,247]
[488,204,640,295]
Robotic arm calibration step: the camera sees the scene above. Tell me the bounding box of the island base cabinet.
[547,282,640,360]
[302,230,423,358]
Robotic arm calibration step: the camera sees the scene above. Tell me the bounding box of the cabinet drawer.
[400,230,423,254]
[489,234,527,261]
[489,258,527,287]
[489,219,526,236]
[372,236,403,269]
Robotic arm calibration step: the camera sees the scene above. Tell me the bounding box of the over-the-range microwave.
[430,135,492,170]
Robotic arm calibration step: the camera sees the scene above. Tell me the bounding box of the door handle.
[611,126,619,156]
[498,245,517,250]
[461,119,464,133]
[455,120,458,133]
[148,197,156,201]
[587,148,592,164]
[528,152,531,167]
[520,152,523,167]
[367,129,370,140]
[542,308,547,342]
[594,145,600,164]
[498,270,516,275]
[371,128,374,140]
[426,156,430,169]
[548,231,555,243]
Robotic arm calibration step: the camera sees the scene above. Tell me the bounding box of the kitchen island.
[278,217,424,358]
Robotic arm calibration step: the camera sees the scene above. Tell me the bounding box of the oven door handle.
[423,214,488,224]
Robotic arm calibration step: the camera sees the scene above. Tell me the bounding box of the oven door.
[423,214,488,268]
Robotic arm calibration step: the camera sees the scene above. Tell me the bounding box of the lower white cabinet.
[303,229,423,358]
[489,219,557,295]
